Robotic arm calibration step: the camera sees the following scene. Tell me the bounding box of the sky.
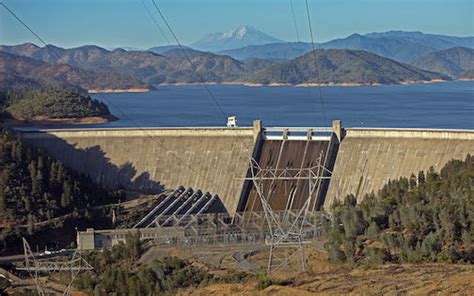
[1,0,473,49]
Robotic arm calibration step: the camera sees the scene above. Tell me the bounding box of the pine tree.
[409,173,417,189]
[27,214,34,235]
[417,171,425,185]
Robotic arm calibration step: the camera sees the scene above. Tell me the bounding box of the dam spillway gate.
[241,126,338,213]
[238,126,336,272]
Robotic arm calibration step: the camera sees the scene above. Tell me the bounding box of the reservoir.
[84,81,474,129]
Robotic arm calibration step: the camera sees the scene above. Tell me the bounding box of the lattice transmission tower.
[244,152,331,274]
[17,238,93,296]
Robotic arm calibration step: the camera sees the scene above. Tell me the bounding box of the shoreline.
[2,115,119,127]
[88,88,151,94]
[85,79,468,93]
[158,79,452,88]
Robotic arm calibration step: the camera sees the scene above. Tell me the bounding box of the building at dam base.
[20,121,474,215]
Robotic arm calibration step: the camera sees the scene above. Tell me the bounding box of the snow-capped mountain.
[191,25,283,52]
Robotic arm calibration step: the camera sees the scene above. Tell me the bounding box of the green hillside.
[325,155,474,265]
[244,49,446,85]
[0,131,124,254]
[411,47,474,78]
[0,51,150,91]
[459,69,474,79]
[1,89,112,121]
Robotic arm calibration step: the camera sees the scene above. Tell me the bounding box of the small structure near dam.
[20,121,474,256]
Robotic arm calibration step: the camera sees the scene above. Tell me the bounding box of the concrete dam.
[20,121,474,214]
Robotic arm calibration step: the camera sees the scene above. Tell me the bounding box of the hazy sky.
[1,0,473,49]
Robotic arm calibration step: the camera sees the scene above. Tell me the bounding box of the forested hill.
[459,69,474,79]
[0,51,150,91]
[244,49,446,85]
[1,43,451,87]
[0,131,124,253]
[411,47,474,79]
[0,44,245,86]
[325,154,474,265]
[0,89,113,123]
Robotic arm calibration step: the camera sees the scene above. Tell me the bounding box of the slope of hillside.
[1,44,246,85]
[218,34,434,63]
[159,47,209,57]
[217,31,474,63]
[459,69,474,79]
[0,51,149,91]
[0,72,43,92]
[219,42,312,61]
[2,89,114,123]
[244,49,447,85]
[148,45,208,57]
[366,31,474,49]
[411,47,474,78]
[320,33,437,63]
[1,43,454,87]
[0,131,122,254]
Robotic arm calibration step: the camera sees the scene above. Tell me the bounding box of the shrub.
[325,154,474,265]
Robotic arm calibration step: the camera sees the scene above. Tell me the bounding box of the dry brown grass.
[185,247,474,295]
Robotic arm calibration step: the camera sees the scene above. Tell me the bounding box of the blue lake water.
[85,81,474,129]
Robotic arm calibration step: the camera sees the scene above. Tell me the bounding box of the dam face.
[21,128,257,214]
[20,122,474,215]
[324,128,474,210]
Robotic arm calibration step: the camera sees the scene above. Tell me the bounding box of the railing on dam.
[263,127,333,141]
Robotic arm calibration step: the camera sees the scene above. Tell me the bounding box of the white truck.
[227,116,237,128]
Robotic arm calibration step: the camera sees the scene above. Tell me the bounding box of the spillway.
[241,137,337,212]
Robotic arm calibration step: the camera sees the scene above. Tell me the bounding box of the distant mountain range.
[148,45,209,57]
[119,29,474,65]
[216,30,474,63]
[191,25,282,52]
[411,47,474,78]
[243,49,445,85]
[0,43,452,90]
[0,43,245,86]
[1,29,473,92]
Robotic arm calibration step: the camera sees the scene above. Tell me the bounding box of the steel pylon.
[245,152,331,274]
[17,238,93,296]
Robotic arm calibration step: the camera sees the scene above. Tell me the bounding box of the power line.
[140,0,171,45]
[150,0,229,119]
[0,2,246,198]
[304,0,328,128]
[0,2,50,49]
[289,0,300,42]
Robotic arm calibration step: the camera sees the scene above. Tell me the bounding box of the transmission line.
[150,0,229,119]
[304,0,328,128]
[140,0,171,45]
[0,2,50,50]
[289,0,300,42]
[0,2,243,197]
